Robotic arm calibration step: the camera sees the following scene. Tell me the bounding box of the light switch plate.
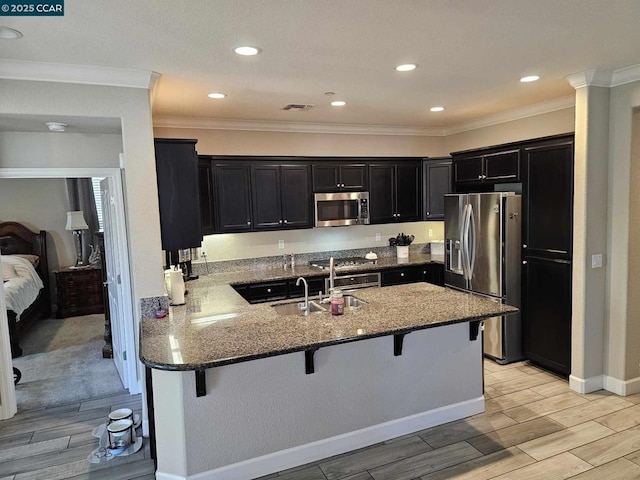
[278,240,285,249]
[375,233,381,241]
[591,253,603,268]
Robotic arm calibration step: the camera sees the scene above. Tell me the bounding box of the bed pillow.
[15,254,40,267]
[1,259,18,281]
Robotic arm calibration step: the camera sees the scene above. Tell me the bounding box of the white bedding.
[1,255,44,320]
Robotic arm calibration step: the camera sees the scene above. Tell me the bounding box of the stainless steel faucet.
[296,277,309,313]
[329,256,335,293]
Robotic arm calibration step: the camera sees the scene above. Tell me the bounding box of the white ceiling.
[2,0,640,129]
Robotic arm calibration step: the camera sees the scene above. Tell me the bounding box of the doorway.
[0,168,139,417]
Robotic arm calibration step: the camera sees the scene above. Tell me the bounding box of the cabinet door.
[523,140,574,259]
[312,165,340,192]
[154,139,202,250]
[484,149,520,182]
[453,155,484,184]
[421,263,445,286]
[369,164,396,224]
[523,257,572,376]
[423,159,451,220]
[251,165,282,230]
[281,165,311,228]
[395,163,421,222]
[198,159,215,235]
[215,164,253,232]
[339,165,367,191]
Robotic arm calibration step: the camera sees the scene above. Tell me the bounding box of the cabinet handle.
[279,219,283,224]
[342,183,345,188]
[522,260,528,265]
[337,184,340,188]
[284,219,288,224]
[478,175,483,179]
[397,213,400,217]
[426,211,430,216]
[400,273,405,277]
[267,288,272,293]
[247,221,251,225]
[523,244,528,248]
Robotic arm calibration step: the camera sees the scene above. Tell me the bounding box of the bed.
[0,222,50,358]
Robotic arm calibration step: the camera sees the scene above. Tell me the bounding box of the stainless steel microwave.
[314,192,370,227]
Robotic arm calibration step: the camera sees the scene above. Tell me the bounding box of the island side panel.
[153,322,483,478]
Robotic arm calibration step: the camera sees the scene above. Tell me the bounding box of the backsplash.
[192,243,430,275]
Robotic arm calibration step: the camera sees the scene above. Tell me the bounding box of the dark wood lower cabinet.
[523,256,572,376]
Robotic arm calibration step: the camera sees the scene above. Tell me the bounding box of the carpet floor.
[12,314,126,412]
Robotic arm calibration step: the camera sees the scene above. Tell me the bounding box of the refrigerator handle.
[468,204,477,278]
[461,204,471,280]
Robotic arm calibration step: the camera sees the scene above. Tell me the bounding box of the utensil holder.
[396,245,409,258]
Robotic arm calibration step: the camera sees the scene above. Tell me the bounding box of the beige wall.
[153,127,448,157]
[0,132,122,169]
[0,178,75,269]
[607,80,640,384]
[445,108,575,153]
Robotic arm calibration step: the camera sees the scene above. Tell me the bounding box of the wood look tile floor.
[0,392,153,480]
[262,360,640,480]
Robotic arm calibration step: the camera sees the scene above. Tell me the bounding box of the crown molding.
[566,64,640,89]
[0,59,159,89]
[611,64,640,87]
[154,96,575,137]
[440,96,575,136]
[153,116,447,136]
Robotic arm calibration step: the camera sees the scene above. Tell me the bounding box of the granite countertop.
[140,254,517,371]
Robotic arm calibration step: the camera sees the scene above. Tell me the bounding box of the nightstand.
[54,266,105,318]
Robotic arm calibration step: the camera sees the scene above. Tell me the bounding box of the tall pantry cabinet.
[522,135,574,376]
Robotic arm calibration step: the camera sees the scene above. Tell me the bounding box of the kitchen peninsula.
[141,254,517,480]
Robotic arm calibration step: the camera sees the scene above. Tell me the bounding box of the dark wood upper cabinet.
[522,139,574,259]
[251,164,311,230]
[369,161,421,224]
[280,165,311,228]
[198,159,215,235]
[423,158,452,220]
[154,138,202,250]
[453,149,520,186]
[312,163,367,192]
[214,163,253,233]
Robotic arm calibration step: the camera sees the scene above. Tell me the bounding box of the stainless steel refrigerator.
[444,192,523,364]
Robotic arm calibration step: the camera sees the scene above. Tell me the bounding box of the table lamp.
[66,211,89,268]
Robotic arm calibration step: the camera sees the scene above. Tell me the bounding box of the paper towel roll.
[169,269,185,305]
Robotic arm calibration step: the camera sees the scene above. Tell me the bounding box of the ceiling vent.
[282,103,315,111]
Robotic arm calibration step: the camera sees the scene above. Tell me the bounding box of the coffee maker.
[165,248,199,282]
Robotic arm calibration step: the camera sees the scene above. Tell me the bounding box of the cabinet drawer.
[381,267,422,286]
[288,277,326,298]
[246,281,288,303]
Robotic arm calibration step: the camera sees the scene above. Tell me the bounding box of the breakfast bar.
[140,262,517,480]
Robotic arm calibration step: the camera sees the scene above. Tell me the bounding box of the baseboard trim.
[604,375,640,396]
[570,374,640,396]
[155,396,484,480]
[569,374,604,393]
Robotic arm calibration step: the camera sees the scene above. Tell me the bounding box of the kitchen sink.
[272,301,326,316]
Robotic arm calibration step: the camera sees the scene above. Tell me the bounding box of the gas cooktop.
[308,256,377,270]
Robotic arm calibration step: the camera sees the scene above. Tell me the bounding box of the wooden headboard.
[0,221,49,291]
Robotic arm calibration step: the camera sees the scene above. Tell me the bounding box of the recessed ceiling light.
[0,26,23,39]
[520,75,540,83]
[331,101,346,107]
[46,122,68,132]
[207,92,227,99]
[234,46,261,56]
[430,106,445,112]
[395,64,418,72]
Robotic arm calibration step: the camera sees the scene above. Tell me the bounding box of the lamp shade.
[65,211,89,231]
